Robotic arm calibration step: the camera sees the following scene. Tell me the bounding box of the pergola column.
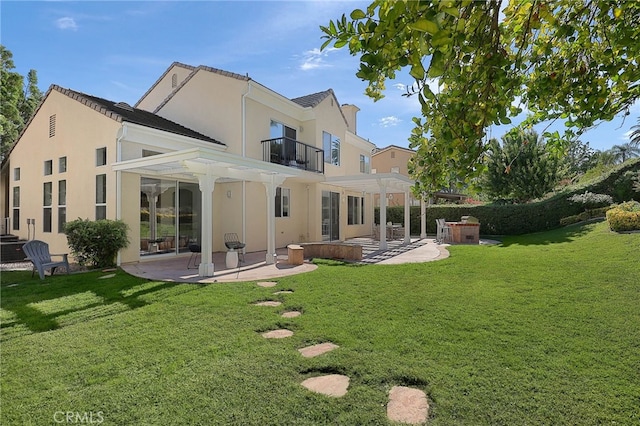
[196,172,217,277]
[262,174,287,264]
[404,188,411,244]
[379,180,388,250]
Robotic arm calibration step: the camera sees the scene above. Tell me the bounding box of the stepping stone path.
[298,342,339,358]
[254,282,431,422]
[301,374,350,397]
[261,329,293,339]
[387,386,429,424]
[253,301,282,307]
[99,273,116,279]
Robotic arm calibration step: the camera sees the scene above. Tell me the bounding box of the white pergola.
[325,173,427,250]
[113,146,309,277]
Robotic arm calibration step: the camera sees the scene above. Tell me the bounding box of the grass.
[1,221,639,425]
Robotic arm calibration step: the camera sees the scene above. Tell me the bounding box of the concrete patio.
[121,237,450,283]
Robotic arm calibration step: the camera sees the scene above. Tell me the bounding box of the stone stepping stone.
[253,301,282,307]
[257,281,277,287]
[387,386,429,424]
[273,290,293,294]
[281,311,301,318]
[261,329,293,339]
[301,374,349,397]
[99,273,116,279]
[298,342,339,358]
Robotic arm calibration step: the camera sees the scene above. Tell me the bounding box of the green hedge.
[375,158,640,236]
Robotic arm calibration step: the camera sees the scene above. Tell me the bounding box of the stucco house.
[2,62,418,276]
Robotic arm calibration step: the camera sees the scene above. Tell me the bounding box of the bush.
[606,201,640,232]
[65,219,130,268]
[568,191,613,209]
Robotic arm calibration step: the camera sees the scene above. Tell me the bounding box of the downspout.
[241,81,252,252]
[115,124,126,266]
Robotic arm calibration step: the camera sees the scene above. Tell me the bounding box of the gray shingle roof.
[54,85,224,146]
[290,89,334,108]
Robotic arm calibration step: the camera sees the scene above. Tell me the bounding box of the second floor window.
[360,154,370,173]
[323,131,340,166]
[96,147,107,166]
[44,160,53,176]
[59,156,67,173]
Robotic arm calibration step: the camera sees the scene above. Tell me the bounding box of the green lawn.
[1,222,639,425]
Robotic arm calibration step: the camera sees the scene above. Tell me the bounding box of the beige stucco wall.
[136,63,194,112]
[156,70,246,154]
[8,90,121,258]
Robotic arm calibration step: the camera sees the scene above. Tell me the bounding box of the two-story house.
[3,62,416,276]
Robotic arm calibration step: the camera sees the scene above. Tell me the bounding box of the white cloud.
[393,83,406,91]
[621,130,633,141]
[56,17,78,31]
[299,47,338,71]
[378,116,401,127]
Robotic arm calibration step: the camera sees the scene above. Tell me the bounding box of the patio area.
[121,237,449,283]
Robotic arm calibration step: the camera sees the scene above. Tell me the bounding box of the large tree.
[0,45,42,160]
[481,129,562,203]
[321,1,640,196]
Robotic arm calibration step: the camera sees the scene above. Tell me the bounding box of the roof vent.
[115,102,134,111]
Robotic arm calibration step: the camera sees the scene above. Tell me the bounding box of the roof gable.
[55,85,224,145]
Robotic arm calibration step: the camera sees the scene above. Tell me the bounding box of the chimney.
[341,104,360,134]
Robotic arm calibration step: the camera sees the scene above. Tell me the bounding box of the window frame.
[44,159,53,176]
[275,187,290,218]
[96,174,107,220]
[96,147,107,167]
[59,156,67,173]
[347,195,365,225]
[322,131,340,166]
[12,186,20,231]
[58,180,67,233]
[43,182,53,233]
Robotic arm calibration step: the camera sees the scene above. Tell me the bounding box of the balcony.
[261,137,324,174]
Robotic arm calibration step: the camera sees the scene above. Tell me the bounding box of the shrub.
[606,201,640,232]
[568,191,613,209]
[65,219,130,268]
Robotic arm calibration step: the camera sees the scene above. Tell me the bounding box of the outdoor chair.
[22,240,70,280]
[435,219,451,244]
[224,233,245,262]
[187,244,201,269]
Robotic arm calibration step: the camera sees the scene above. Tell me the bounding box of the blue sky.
[2,0,638,152]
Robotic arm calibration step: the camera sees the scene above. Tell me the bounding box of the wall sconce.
[227,190,232,199]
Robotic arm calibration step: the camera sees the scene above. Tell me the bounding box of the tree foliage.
[321,0,640,195]
[481,129,562,203]
[0,45,43,160]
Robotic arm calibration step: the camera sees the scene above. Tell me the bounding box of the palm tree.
[630,117,640,147]
[610,142,640,164]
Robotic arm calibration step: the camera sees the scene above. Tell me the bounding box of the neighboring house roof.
[58,85,224,145]
[372,145,416,156]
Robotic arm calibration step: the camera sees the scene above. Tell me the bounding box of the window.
[58,180,67,233]
[391,166,400,173]
[43,182,52,233]
[13,168,20,181]
[96,174,107,220]
[391,151,395,159]
[49,114,56,137]
[171,73,178,88]
[44,160,53,176]
[348,195,365,225]
[360,154,370,173]
[59,156,67,173]
[12,187,20,231]
[323,131,340,166]
[96,147,107,166]
[275,187,290,218]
